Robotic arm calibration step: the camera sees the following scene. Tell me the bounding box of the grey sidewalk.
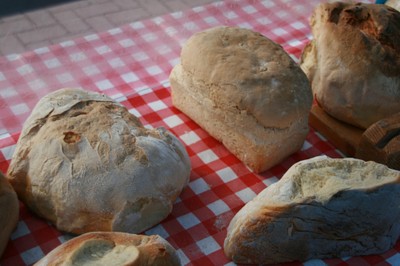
[0,0,216,56]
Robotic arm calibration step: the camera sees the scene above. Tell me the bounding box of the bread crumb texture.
[34,232,181,266]
[7,88,191,235]
[65,239,139,266]
[224,156,400,264]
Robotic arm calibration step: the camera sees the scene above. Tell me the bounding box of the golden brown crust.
[180,26,312,129]
[170,26,312,173]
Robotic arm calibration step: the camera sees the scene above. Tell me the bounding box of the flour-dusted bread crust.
[224,156,400,264]
[34,232,181,266]
[0,172,19,258]
[7,88,191,235]
[170,26,312,173]
[300,2,400,129]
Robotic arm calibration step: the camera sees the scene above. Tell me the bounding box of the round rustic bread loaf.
[0,172,19,258]
[300,2,400,129]
[170,26,312,173]
[224,156,400,264]
[7,88,191,235]
[34,232,181,266]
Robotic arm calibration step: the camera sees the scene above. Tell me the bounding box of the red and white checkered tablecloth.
[2,0,399,265]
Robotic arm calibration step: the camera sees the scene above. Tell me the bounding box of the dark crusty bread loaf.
[170,26,312,173]
[224,156,400,264]
[34,232,181,266]
[300,2,400,129]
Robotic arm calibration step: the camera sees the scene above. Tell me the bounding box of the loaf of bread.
[224,156,400,264]
[170,26,312,173]
[300,2,400,129]
[0,172,19,258]
[7,88,191,235]
[34,232,181,266]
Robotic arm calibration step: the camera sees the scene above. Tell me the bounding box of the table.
[1,0,399,265]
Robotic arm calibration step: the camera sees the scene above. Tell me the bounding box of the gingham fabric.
[2,0,398,265]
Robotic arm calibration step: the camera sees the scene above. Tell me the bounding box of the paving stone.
[52,9,90,34]
[61,17,90,34]
[139,0,169,17]
[0,35,26,55]
[88,0,110,3]
[51,33,87,45]
[106,8,149,26]
[52,10,80,22]
[184,0,216,5]
[164,0,191,12]
[26,9,56,27]
[112,0,139,9]
[0,0,218,56]
[85,16,114,32]
[47,1,90,13]
[25,40,53,51]
[0,18,35,37]
[75,2,120,18]
[18,25,68,44]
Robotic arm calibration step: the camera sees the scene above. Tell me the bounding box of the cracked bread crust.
[224,156,400,264]
[170,26,312,173]
[7,88,191,235]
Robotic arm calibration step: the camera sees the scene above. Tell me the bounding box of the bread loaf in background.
[34,232,181,266]
[7,88,191,235]
[170,26,312,173]
[224,156,400,264]
[300,2,400,129]
[0,172,19,258]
